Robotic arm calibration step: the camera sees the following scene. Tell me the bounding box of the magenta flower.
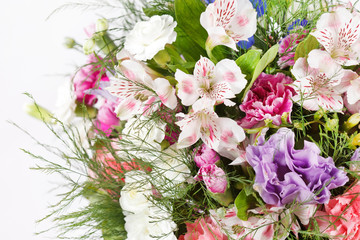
[195,164,227,194]
[246,128,349,206]
[278,32,307,69]
[239,73,295,128]
[193,144,220,168]
[94,100,119,136]
[73,54,109,106]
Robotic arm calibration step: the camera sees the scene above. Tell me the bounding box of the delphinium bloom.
[73,54,109,106]
[311,6,360,66]
[107,59,177,120]
[175,56,247,107]
[316,184,360,240]
[200,0,257,51]
[124,15,177,61]
[291,49,346,112]
[246,128,348,206]
[239,73,295,128]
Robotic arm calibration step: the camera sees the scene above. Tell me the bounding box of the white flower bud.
[96,18,108,33]
[83,38,96,55]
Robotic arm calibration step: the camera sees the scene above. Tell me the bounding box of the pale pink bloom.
[311,7,360,66]
[291,49,345,112]
[210,205,312,240]
[175,56,247,107]
[334,70,360,105]
[178,217,227,240]
[193,144,220,168]
[107,60,177,120]
[94,100,119,136]
[316,184,360,240]
[278,32,307,69]
[195,164,227,193]
[200,0,257,50]
[345,96,360,114]
[175,100,245,150]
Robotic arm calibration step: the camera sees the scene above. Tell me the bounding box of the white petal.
[175,69,199,106]
[317,94,343,112]
[347,78,360,104]
[206,26,238,51]
[214,59,247,94]
[114,98,142,120]
[176,118,201,149]
[194,56,215,83]
[153,78,177,109]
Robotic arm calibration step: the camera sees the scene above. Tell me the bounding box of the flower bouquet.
[24,0,360,239]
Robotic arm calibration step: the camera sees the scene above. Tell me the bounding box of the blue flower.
[237,35,255,50]
[251,0,267,17]
[288,19,308,32]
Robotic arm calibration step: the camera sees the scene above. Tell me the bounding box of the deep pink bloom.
[278,32,307,69]
[178,217,228,240]
[193,144,220,168]
[195,164,227,194]
[73,54,109,106]
[239,73,295,128]
[316,184,360,240]
[95,100,119,136]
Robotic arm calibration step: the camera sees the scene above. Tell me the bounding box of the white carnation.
[54,80,76,124]
[124,15,177,61]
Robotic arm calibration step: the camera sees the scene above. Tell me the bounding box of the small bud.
[325,118,339,131]
[352,133,360,147]
[96,18,109,34]
[83,38,96,55]
[344,113,360,131]
[153,49,171,68]
[293,121,303,129]
[314,108,326,120]
[24,103,53,123]
[64,37,76,49]
[281,112,289,124]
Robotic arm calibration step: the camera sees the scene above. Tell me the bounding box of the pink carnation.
[193,144,220,168]
[94,100,119,136]
[195,164,227,194]
[73,54,109,106]
[278,32,307,69]
[178,217,228,240]
[316,184,360,240]
[239,73,295,128]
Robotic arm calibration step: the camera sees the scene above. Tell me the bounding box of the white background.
[0,1,119,239]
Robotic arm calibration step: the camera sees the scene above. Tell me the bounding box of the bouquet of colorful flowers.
[24,0,360,239]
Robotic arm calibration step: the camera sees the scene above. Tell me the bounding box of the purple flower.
[73,54,109,106]
[193,144,220,168]
[94,100,119,136]
[246,128,349,206]
[195,164,227,194]
[239,73,295,128]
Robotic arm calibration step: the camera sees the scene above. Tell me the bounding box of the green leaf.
[294,35,319,62]
[234,189,257,221]
[174,26,207,62]
[174,0,208,49]
[241,44,279,101]
[236,49,262,79]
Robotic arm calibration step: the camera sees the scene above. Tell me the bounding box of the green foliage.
[294,35,319,62]
[234,188,257,221]
[236,49,262,80]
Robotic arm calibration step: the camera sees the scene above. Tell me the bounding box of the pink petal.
[214,59,247,94]
[175,69,199,106]
[153,78,177,109]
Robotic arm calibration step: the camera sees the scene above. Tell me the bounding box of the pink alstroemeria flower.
[176,100,245,151]
[291,49,346,112]
[175,56,247,107]
[200,0,257,50]
[107,60,177,120]
[195,164,228,194]
[311,7,360,66]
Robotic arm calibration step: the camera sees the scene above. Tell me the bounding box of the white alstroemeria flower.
[311,6,360,66]
[125,15,177,61]
[175,56,247,106]
[176,100,245,150]
[334,70,360,105]
[200,0,257,50]
[107,60,177,120]
[291,49,346,112]
[119,171,152,215]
